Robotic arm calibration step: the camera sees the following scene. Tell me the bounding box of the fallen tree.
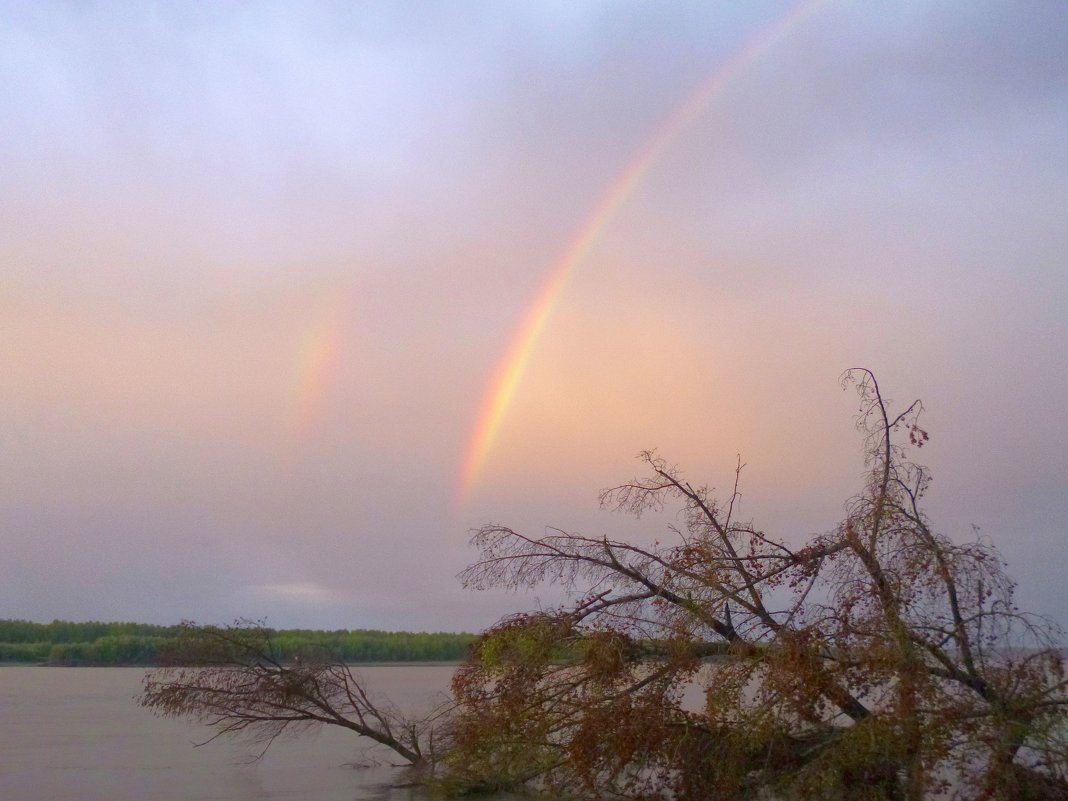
[142,371,1068,799]
[141,622,450,768]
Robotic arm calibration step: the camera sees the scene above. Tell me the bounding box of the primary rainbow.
[457,0,827,503]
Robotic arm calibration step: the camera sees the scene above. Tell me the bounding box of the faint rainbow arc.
[288,292,350,444]
[457,0,828,503]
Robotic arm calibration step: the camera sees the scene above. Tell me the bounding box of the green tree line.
[0,619,476,666]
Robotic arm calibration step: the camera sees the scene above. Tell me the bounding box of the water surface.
[0,665,456,801]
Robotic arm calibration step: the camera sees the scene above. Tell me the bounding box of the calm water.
[0,665,459,801]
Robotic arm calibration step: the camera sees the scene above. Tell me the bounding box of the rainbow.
[288,292,350,443]
[457,0,828,503]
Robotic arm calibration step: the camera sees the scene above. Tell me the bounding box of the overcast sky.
[2,1,1066,632]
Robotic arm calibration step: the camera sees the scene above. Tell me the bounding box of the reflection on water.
[0,665,457,801]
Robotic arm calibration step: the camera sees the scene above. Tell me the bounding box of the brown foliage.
[448,370,1068,800]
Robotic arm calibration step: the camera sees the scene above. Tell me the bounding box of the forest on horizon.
[0,619,476,666]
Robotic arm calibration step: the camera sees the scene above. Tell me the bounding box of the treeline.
[0,620,476,666]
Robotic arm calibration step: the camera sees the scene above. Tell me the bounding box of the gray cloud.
[2,1,1066,631]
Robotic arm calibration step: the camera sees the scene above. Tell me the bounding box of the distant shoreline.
[0,619,478,667]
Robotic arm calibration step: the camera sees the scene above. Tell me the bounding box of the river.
[0,665,460,801]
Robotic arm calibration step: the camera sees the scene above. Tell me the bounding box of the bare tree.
[449,370,1068,800]
[140,622,449,770]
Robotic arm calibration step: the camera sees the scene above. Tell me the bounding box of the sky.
[2,1,1066,633]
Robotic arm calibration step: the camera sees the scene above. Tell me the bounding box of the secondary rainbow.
[289,292,350,443]
[457,0,828,503]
